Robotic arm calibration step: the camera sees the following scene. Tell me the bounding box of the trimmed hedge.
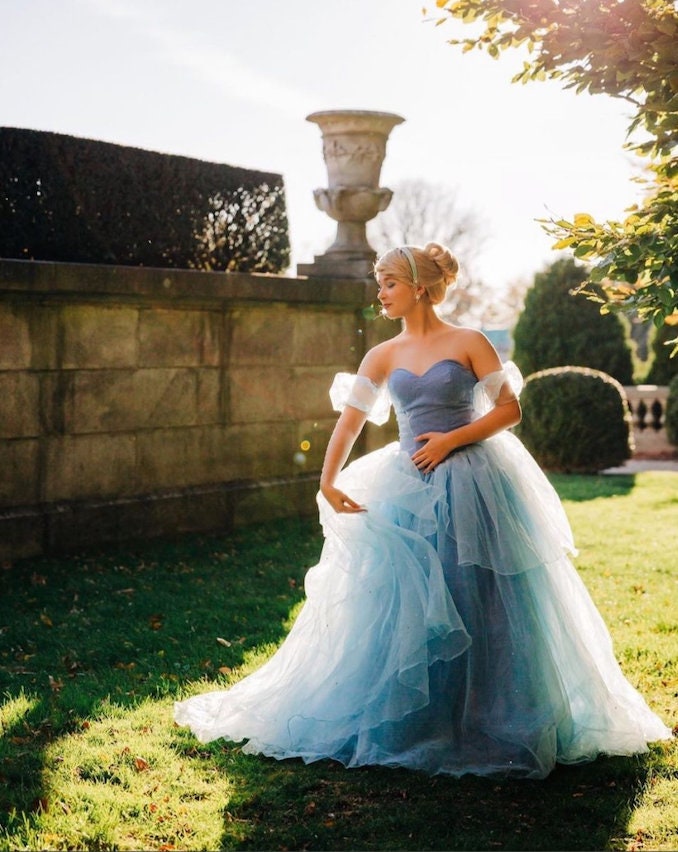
[0,127,290,273]
[667,374,678,447]
[515,366,633,473]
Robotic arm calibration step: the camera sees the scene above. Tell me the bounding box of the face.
[376,273,417,319]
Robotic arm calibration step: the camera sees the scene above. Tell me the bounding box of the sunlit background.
[1,0,642,297]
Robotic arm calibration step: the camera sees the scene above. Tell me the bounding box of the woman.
[175,242,671,778]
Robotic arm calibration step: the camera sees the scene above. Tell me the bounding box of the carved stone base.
[297,249,376,279]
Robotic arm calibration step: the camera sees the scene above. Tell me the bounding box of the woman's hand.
[412,431,455,474]
[320,483,366,514]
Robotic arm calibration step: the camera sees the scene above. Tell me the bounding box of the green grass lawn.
[1,472,676,851]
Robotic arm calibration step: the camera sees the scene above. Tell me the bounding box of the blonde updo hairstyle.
[374,242,459,305]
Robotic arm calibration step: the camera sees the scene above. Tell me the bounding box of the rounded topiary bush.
[666,374,678,447]
[515,366,633,473]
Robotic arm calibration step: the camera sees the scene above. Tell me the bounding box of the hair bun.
[423,242,459,286]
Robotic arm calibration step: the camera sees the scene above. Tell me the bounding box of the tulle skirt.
[174,433,671,779]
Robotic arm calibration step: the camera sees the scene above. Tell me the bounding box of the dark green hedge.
[512,258,634,385]
[644,321,678,385]
[0,127,290,273]
[515,366,633,473]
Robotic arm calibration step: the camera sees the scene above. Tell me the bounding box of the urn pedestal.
[297,110,405,279]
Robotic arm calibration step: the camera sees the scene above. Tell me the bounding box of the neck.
[402,305,445,336]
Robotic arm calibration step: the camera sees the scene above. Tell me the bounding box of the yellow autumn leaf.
[552,237,575,250]
[573,213,595,228]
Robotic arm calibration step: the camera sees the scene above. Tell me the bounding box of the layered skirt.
[174,433,671,778]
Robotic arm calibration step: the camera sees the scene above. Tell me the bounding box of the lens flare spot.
[300,440,311,452]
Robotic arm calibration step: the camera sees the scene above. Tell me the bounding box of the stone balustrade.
[623,384,674,457]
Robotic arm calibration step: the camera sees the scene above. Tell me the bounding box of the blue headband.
[400,246,418,285]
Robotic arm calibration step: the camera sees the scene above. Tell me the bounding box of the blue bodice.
[388,359,477,456]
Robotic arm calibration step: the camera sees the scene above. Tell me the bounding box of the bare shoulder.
[460,328,503,377]
[452,326,491,347]
[359,338,399,385]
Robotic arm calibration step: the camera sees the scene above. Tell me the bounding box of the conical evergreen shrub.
[513,258,634,385]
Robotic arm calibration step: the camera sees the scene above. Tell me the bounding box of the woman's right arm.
[319,346,389,513]
[319,405,369,513]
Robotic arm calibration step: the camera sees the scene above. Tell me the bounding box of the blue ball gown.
[174,359,671,779]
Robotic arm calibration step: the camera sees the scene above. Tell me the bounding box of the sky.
[1,0,644,294]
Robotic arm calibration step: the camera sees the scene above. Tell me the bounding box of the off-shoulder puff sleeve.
[473,360,524,415]
[329,373,391,426]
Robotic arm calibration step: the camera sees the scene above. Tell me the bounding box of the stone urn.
[297,109,405,279]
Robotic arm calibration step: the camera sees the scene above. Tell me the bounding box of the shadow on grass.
[547,473,636,502]
[199,742,656,851]
[0,517,320,826]
[0,512,665,851]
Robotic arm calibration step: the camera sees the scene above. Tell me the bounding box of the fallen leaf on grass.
[134,757,150,772]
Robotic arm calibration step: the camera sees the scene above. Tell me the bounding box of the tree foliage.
[645,320,678,384]
[512,257,634,384]
[428,0,678,340]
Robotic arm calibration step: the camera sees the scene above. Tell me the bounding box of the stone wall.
[0,259,396,560]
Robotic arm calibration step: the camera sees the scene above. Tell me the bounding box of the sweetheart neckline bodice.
[388,358,475,383]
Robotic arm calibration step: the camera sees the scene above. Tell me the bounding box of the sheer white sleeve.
[329,373,391,426]
[473,360,524,415]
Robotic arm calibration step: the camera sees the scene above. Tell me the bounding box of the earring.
[415,293,421,304]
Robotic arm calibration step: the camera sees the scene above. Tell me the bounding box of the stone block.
[228,367,295,423]
[229,421,300,479]
[67,368,212,433]
[27,306,61,369]
[0,439,39,506]
[43,434,137,501]
[230,305,296,365]
[40,372,73,435]
[60,305,138,369]
[295,419,335,471]
[288,368,340,421]
[196,369,222,425]
[0,372,40,438]
[232,475,319,527]
[137,426,237,490]
[291,310,364,366]
[0,303,32,369]
[139,308,222,367]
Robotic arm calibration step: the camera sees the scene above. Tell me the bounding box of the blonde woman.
[176,243,671,779]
